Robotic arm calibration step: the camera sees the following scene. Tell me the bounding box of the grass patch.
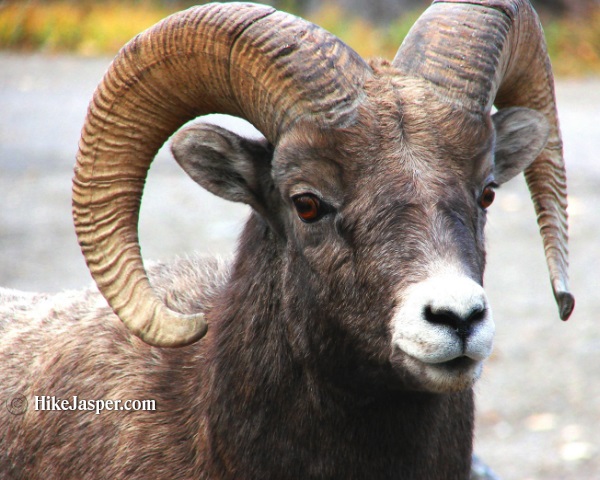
[1,0,598,76]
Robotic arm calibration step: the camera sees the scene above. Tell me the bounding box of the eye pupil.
[479,186,496,209]
[293,194,321,222]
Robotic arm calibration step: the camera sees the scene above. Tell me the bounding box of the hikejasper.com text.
[35,396,156,415]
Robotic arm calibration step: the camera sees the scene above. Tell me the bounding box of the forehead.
[359,76,494,171]
[274,75,494,193]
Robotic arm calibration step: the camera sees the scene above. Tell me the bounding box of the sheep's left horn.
[73,4,371,347]
[393,0,574,320]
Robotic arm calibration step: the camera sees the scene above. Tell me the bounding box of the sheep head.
[171,79,549,392]
[73,0,573,393]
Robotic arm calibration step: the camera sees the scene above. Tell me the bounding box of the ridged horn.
[73,3,372,347]
[393,0,574,320]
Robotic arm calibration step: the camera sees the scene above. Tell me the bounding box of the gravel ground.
[1,53,598,479]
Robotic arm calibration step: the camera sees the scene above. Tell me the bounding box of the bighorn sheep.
[1,1,573,478]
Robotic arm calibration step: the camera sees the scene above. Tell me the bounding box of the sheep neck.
[203,216,475,479]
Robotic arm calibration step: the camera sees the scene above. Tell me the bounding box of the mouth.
[409,351,481,375]
[392,351,484,393]
[435,355,477,371]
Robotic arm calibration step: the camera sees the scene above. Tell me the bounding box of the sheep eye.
[292,194,323,223]
[479,184,497,209]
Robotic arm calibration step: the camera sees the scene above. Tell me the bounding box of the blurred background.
[1,1,599,479]
[1,0,599,75]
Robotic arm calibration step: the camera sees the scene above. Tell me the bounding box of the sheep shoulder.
[0,254,230,479]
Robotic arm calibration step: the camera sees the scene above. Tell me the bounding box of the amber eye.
[292,194,323,223]
[479,185,496,209]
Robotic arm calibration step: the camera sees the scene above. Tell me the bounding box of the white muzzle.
[391,267,495,391]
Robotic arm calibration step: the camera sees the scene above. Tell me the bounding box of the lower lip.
[434,356,477,370]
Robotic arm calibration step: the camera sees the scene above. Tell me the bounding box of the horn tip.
[556,290,575,321]
[138,311,208,348]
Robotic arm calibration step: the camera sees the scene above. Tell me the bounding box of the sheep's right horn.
[393,0,574,320]
[73,4,372,347]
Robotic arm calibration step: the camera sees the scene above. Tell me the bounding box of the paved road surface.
[1,53,599,479]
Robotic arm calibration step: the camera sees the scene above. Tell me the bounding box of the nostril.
[425,306,460,328]
[424,305,487,339]
[467,307,487,324]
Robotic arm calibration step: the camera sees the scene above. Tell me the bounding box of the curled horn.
[73,3,372,347]
[393,0,574,320]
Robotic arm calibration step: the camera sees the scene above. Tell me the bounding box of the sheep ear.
[171,123,274,212]
[492,107,550,185]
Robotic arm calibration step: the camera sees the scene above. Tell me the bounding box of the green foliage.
[0,1,176,54]
[0,0,598,76]
[542,9,600,76]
